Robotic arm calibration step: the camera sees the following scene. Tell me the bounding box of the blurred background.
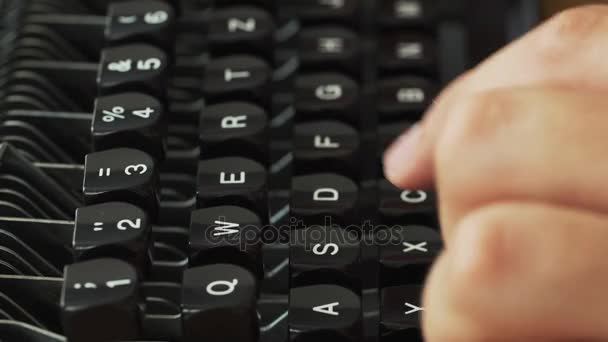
[545,0,608,15]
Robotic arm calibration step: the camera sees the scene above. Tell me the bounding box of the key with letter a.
[289,284,361,341]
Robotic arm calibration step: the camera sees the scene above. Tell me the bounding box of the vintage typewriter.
[0,0,539,341]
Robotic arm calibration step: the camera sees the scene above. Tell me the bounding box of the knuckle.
[450,205,516,292]
[436,89,514,165]
[537,6,608,60]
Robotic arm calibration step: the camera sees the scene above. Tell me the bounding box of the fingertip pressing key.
[383,123,423,186]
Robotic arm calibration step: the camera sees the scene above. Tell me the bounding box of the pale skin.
[383,5,608,341]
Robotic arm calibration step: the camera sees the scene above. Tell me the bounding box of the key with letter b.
[181,264,259,342]
[61,259,140,342]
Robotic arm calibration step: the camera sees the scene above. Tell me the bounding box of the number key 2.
[73,202,150,270]
[83,148,159,215]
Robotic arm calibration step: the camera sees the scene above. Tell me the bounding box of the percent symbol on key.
[102,106,126,122]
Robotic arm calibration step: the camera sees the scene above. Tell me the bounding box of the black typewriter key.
[290,173,358,224]
[83,148,159,214]
[197,157,268,219]
[294,120,360,177]
[106,0,176,48]
[208,6,275,56]
[73,202,150,267]
[290,226,360,285]
[181,264,259,342]
[379,34,436,73]
[378,225,442,285]
[377,0,436,27]
[92,93,166,160]
[189,206,262,277]
[295,73,359,122]
[98,44,170,98]
[378,179,436,225]
[380,285,424,341]
[377,77,437,119]
[61,259,140,342]
[289,284,361,341]
[203,55,272,105]
[199,101,268,162]
[291,0,360,24]
[298,27,361,72]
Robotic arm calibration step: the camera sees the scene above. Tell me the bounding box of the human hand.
[384,5,608,341]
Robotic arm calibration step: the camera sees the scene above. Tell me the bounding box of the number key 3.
[83,148,159,215]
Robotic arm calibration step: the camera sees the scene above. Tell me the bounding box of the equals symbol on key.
[94,222,104,231]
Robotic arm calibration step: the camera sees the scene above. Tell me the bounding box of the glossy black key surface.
[379,34,436,73]
[199,101,268,162]
[291,0,360,24]
[377,77,437,119]
[380,285,424,341]
[378,225,442,285]
[61,259,140,342]
[203,55,272,104]
[197,157,268,219]
[298,27,361,72]
[73,202,150,266]
[293,120,360,176]
[208,6,275,56]
[106,0,176,48]
[290,173,358,224]
[378,179,436,225]
[189,205,262,276]
[98,44,170,97]
[289,284,361,341]
[181,264,258,342]
[377,0,437,27]
[295,73,359,122]
[92,92,166,159]
[83,148,159,214]
[290,226,360,288]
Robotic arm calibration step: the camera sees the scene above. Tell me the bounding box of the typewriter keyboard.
[0,0,468,341]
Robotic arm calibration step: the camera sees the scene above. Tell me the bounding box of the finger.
[429,86,608,239]
[384,5,608,189]
[423,202,608,341]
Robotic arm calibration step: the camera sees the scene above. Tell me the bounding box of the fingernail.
[383,124,422,182]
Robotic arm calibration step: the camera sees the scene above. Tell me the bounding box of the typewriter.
[0,0,539,341]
